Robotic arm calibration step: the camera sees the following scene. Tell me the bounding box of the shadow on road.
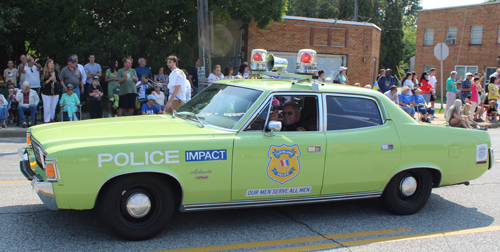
[0,191,493,250]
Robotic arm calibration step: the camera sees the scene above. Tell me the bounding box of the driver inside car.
[269,102,307,131]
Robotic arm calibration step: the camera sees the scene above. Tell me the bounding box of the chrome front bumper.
[18,148,58,211]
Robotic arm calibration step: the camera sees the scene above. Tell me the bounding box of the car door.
[231,93,326,201]
[322,94,401,195]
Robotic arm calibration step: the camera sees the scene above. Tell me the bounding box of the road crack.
[277,208,352,251]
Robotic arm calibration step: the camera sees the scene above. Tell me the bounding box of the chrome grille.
[31,137,46,170]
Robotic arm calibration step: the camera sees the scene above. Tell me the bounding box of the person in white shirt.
[428,68,438,114]
[19,56,42,95]
[16,81,39,127]
[182,69,192,102]
[208,65,224,84]
[165,55,186,114]
[151,84,166,110]
[401,72,414,93]
[135,74,153,100]
[224,66,234,80]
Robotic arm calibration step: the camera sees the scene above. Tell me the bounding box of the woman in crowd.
[151,83,166,110]
[318,70,325,82]
[154,66,168,87]
[334,66,348,84]
[224,66,234,80]
[208,65,224,84]
[60,84,81,121]
[41,59,60,123]
[0,92,8,128]
[446,99,482,129]
[419,72,434,103]
[87,76,103,119]
[401,72,414,91]
[105,60,119,117]
[470,73,485,122]
[237,62,249,79]
[6,81,17,124]
[412,72,419,87]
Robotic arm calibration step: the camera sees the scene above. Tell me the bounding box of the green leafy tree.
[1,0,287,71]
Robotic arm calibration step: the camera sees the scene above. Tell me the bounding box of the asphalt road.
[1,131,500,252]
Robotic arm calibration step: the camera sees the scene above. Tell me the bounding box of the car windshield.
[176,84,263,129]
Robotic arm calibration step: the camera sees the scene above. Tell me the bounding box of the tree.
[1,0,288,70]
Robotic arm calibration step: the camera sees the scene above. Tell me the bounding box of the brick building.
[244,16,381,86]
[415,2,500,96]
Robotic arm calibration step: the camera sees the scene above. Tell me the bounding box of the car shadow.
[0,192,494,250]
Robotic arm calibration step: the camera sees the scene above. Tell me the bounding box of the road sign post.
[434,43,449,110]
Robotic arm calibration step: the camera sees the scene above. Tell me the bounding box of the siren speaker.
[265,54,288,72]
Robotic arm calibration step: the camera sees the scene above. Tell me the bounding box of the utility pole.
[197,0,210,83]
[354,0,359,22]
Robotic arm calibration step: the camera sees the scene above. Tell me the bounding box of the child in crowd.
[487,100,498,122]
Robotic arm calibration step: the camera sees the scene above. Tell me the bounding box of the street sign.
[434,43,449,60]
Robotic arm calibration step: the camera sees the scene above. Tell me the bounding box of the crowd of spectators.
[0,53,257,127]
[1,52,500,130]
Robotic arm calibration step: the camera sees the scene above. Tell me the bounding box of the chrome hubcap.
[400,176,417,196]
[126,193,151,218]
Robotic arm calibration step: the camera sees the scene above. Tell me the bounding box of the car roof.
[216,79,383,97]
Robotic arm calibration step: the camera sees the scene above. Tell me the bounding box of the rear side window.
[326,96,383,131]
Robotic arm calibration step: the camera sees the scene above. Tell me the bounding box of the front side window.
[424,29,434,46]
[470,26,482,45]
[177,84,262,129]
[246,95,319,132]
[326,96,382,131]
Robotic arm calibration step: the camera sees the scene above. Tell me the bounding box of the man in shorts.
[116,59,138,116]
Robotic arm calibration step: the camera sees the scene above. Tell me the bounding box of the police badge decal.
[267,144,301,184]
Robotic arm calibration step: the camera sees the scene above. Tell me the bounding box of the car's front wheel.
[380,169,432,215]
[98,174,174,240]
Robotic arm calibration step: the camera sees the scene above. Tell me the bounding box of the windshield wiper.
[175,111,205,128]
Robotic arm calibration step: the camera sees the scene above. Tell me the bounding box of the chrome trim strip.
[31,177,58,211]
[181,191,381,212]
[322,93,387,132]
[489,147,494,170]
[95,171,184,209]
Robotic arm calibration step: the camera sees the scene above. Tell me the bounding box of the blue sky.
[421,0,486,10]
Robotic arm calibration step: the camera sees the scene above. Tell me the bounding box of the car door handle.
[307,146,322,152]
[381,144,394,150]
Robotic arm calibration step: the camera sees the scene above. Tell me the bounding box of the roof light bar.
[250,49,268,71]
[295,49,318,75]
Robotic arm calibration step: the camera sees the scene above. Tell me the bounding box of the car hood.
[29,115,233,153]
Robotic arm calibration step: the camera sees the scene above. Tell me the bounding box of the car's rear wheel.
[98,174,174,240]
[380,169,432,215]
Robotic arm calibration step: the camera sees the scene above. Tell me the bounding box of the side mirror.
[266,120,282,136]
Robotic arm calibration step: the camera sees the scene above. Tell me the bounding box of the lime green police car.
[18,49,494,241]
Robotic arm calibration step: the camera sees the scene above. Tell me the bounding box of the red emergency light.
[253,53,262,62]
[301,53,312,63]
